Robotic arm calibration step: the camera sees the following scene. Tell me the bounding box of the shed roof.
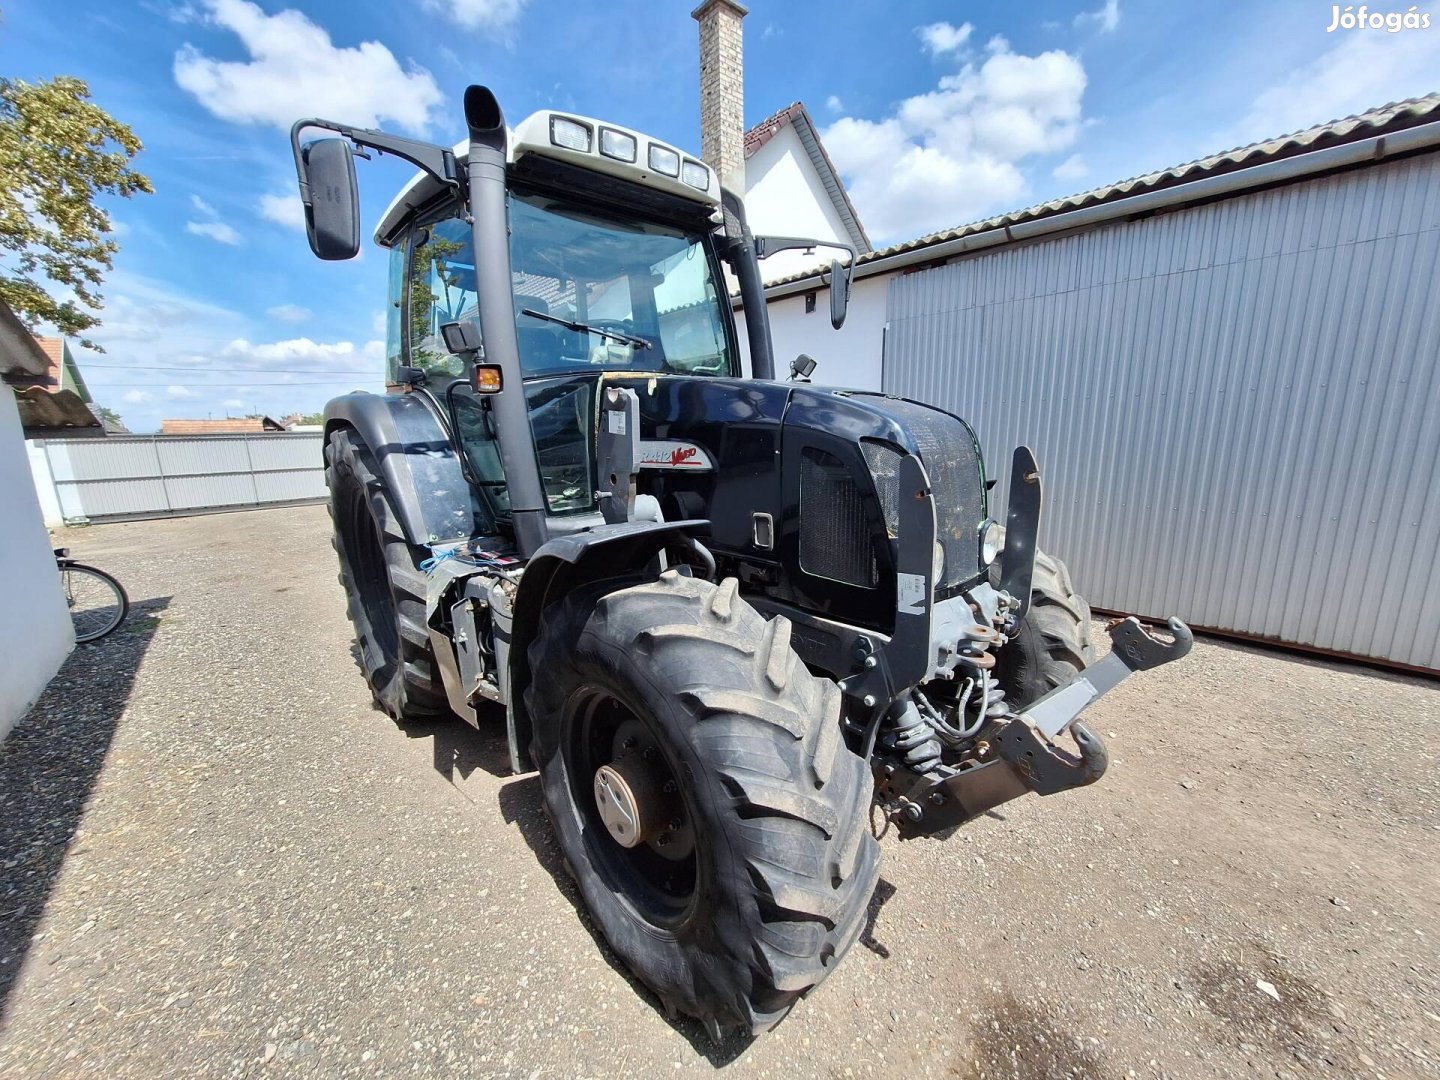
[12,385,103,433]
[761,93,1440,292]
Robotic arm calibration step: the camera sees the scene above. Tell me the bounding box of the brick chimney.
[692,0,747,191]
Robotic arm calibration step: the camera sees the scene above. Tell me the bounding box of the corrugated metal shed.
[38,433,325,523]
[882,151,1440,671]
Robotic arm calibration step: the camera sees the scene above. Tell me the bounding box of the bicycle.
[55,548,129,643]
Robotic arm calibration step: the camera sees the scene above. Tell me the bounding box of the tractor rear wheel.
[995,549,1096,709]
[527,570,879,1037]
[325,427,447,723]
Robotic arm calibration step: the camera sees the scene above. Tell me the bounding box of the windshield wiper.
[519,308,651,349]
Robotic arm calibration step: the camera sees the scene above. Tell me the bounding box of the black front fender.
[322,391,491,545]
[505,519,711,773]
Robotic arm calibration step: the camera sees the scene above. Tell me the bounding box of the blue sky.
[2,0,1437,431]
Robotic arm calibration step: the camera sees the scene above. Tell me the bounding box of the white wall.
[26,439,64,526]
[1,392,73,740]
[743,126,853,285]
[734,273,887,390]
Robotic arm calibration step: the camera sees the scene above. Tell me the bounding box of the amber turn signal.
[473,365,503,393]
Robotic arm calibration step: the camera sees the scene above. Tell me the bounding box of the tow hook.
[1019,616,1193,740]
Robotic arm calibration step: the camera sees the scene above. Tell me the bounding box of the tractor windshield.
[507,191,735,378]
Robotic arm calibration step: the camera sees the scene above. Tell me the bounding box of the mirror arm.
[289,118,464,209]
[753,235,857,265]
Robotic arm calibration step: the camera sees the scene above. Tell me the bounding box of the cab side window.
[406,216,478,378]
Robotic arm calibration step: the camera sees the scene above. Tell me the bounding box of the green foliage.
[0,76,153,350]
[94,404,123,428]
[294,411,324,425]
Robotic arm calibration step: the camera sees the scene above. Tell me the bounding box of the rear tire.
[325,427,447,722]
[527,571,879,1037]
[995,549,1096,709]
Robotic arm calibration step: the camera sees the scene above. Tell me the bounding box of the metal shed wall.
[883,152,1440,671]
[38,432,325,523]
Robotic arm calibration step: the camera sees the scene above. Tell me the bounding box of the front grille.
[799,446,877,587]
[857,396,985,592]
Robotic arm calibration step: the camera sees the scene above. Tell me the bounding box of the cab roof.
[374,109,721,247]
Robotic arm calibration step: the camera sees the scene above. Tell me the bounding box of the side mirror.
[828,258,851,330]
[299,138,360,260]
[789,354,817,381]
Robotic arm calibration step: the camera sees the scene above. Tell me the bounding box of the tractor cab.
[372,123,748,529]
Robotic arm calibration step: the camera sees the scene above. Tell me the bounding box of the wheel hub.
[590,719,694,861]
[593,757,660,849]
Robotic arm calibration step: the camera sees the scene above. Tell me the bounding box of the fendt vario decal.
[637,440,715,471]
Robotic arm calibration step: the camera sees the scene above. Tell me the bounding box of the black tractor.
[291,85,1191,1038]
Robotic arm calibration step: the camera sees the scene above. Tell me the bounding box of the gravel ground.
[0,504,1436,1079]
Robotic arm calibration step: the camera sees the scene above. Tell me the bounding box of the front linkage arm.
[877,616,1192,838]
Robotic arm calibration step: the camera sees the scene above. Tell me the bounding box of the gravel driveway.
[1,505,1436,1079]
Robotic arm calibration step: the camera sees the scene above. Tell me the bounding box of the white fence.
[30,433,326,525]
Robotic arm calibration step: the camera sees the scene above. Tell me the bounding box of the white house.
[0,301,74,739]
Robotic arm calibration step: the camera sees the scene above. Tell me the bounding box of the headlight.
[549,117,592,152]
[599,127,636,162]
[648,144,680,177]
[681,159,710,190]
[979,519,1004,566]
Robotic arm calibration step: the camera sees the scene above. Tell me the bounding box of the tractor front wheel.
[527,571,879,1037]
[325,427,447,723]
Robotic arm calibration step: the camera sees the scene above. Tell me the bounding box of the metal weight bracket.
[597,386,640,525]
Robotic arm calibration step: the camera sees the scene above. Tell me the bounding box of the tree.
[0,76,152,350]
[94,405,122,428]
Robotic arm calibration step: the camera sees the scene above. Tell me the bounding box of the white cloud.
[190,193,217,217]
[424,0,527,31]
[223,398,245,409]
[220,336,382,370]
[371,310,388,335]
[121,389,154,404]
[1053,153,1090,183]
[173,0,444,134]
[1074,0,1121,33]
[258,192,306,232]
[266,303,312,324]
[823,40,1088,241]
[186,220,243,245]
[919,21,973,57]
[167,384,201,399]
[825,95,844,113]
[1235,29,1440,145]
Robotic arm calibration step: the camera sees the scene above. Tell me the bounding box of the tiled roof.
[160,417,285,435]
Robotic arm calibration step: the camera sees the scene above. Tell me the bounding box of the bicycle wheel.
[61,563,129,643]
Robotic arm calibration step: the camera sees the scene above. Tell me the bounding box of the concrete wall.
[744,125,853,285]
[735,273,887,389]
[0,390,73,740]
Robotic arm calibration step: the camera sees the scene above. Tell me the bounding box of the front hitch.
[877,616,1192,839]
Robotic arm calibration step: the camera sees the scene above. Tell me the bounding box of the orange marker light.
[473,365,503,393]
